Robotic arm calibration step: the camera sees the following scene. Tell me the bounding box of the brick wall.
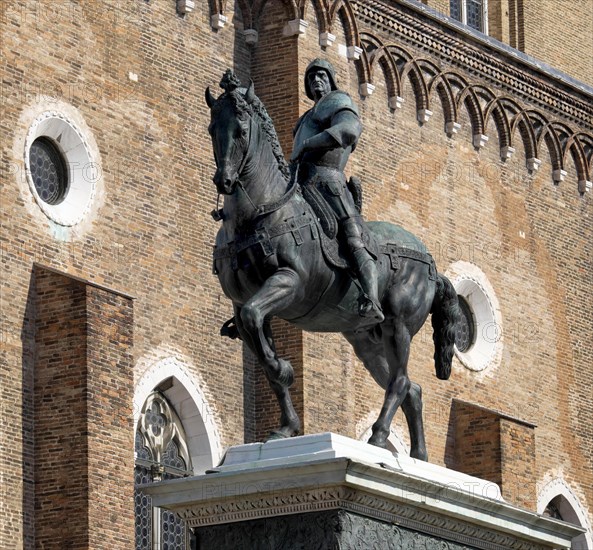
[425,0,593,87]
[1,1,250,542]
[34,268,89,547]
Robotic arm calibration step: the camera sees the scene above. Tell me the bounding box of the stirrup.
[358,294,384,323]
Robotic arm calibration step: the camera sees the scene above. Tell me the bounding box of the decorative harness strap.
[383,244,437,281]
[213,211,314,272]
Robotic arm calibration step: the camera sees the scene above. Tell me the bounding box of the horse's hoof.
[410,448,428,461]
[367,434,388,448]
[265,427,298,442]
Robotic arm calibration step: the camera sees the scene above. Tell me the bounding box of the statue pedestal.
[144,433,582,549]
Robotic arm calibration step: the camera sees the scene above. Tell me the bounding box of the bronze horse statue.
[206,73,459,461]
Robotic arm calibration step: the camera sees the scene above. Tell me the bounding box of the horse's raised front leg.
[368,321,411,449]
[236,268,301,439]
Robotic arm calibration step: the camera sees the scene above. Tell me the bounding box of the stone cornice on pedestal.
[144,434,583,549]
[351,0,593,130]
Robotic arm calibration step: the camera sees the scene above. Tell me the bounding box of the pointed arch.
[427,72,458,126]
[304,0,331,33]
[360,33,402,100]
[375,48,402,101]
[509,111,538,161]
[574,132,593,172]
[565,138,591,192]
[526,111,564,172]
[234,0,253,28]
[538,477,593,549]
[398,59,430,112]
[134,356,223,474]
[442,70,471,93]
[252,0,298,30]
[484,98,512,150]
[329,0,360,48]
[549,121,591,187]
[457,86,485,137]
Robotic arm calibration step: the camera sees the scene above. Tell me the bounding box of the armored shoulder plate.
[314,90,359,124]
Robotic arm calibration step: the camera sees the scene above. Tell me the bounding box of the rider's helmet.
[304,58,338,100]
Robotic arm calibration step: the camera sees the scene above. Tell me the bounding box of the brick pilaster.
[34,266,134,548]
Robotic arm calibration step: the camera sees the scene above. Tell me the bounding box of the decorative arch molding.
[458,87,485,137]
[328,0,360,49]
[526,111,565,172]
[134,356,223,474]
[304,0,331,33]
[537,477,592,549]
[484,98,512,151]
[251,0,299,30]
[427,73,458,127]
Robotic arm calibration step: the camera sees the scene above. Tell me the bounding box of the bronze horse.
[206,73,459,460]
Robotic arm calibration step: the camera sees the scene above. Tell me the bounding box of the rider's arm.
[292,109,361,161]
[326,109,362,149]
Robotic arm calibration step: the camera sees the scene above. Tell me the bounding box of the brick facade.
[1,0,592,547]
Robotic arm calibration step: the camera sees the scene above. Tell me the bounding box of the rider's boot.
[352,248,384,323]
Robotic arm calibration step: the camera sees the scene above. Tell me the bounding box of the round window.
[24,111,99,227]
[455,295,476,353]
[29,137,69,205]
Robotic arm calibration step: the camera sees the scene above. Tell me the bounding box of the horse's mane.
[214,71,290,182]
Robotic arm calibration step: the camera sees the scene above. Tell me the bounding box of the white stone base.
[144,433,583,549]
[215,432,502,500]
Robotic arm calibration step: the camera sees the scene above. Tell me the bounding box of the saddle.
[300,175,376,270]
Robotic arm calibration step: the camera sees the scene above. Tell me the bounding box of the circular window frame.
[25,111,99,226]
[447,262,503,373]
[29,136,70,205]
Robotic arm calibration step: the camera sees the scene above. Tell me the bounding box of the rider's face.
[308,70,331,100]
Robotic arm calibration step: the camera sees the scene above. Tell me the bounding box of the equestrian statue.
[205,62,460,461]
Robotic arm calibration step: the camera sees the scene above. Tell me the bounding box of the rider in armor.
[291,58,384,323]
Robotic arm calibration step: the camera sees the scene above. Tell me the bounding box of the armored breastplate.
[294,91,358,171]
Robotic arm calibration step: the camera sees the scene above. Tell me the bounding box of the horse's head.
[205,71,256,195]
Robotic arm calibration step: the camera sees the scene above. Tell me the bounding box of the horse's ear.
[205,87,216,109]
[244,80,255,104]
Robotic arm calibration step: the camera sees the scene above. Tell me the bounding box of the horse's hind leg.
[401,381,427,461]
[343,329,390,391]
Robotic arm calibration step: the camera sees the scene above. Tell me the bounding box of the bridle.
[214,107,299,219]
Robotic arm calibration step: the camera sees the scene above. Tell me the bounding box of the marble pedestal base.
[144,433,583,549]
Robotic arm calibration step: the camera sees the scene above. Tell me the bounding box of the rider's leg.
[342,218,384,322]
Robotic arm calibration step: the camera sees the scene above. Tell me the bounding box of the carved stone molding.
[179,486,554,549]
[196,510,484,550]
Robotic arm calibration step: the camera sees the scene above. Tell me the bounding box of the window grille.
[134,392,196,550]
[450,0,488,33]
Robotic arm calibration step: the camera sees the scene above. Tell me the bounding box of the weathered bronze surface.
[206,68,460,460]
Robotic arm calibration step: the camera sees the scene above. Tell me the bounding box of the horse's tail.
[430,273,460,380]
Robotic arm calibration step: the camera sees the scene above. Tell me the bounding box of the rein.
[238,163,299,218]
